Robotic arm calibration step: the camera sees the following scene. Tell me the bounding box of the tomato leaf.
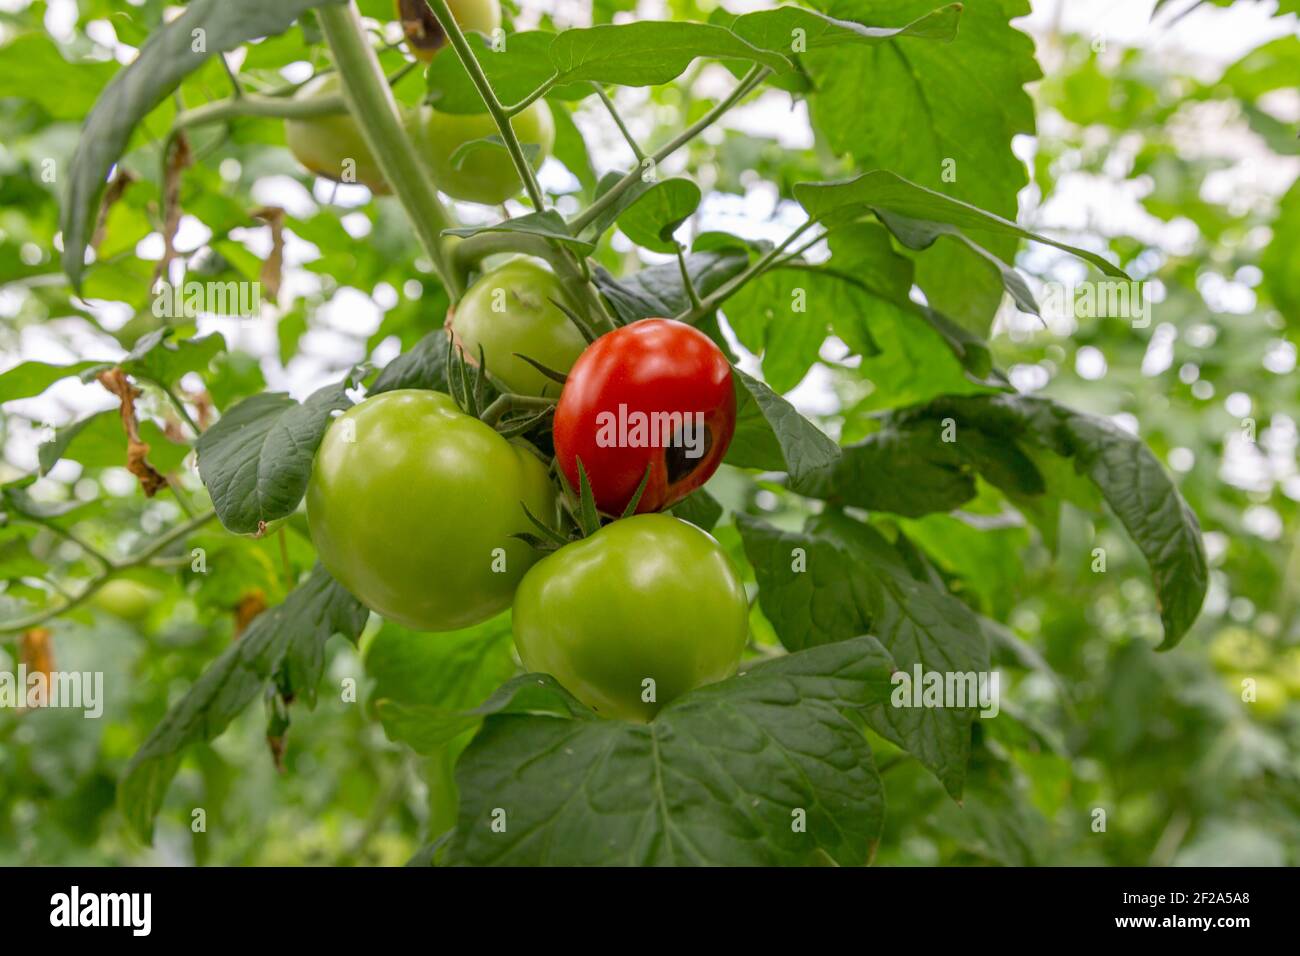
[61,0,346,289]
[548,21,791,87]
[119,565,367,841]
[615,178,701,253]
[0,360,103,404]
[886,394,1208,648]
[735,511,989,799]
[442,636,896,865]
[794,170,1127,282]
[195,378,355,535]
[725,369,840,491]
[592,250,748,324]
[671,488,724,531]
[369,329,450,395]
[444,210,595,256]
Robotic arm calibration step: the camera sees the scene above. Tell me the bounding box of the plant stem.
[593,83,645,161]
[318,1,462,297]
[675,219,816,325]
[504,77,557,116]
[0,510,217,634]
[675,245,702,309]
[480,393,557,428]
[425,0,614,334]
[426,0,545,211]
[572,65,770,235]
[33,519,111,569]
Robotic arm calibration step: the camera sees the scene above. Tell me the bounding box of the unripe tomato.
[1208,626,1271,673]
[410,100,554,205]
[512,514,749,722]
[1277,648,1300,696]
[449,257,587,398]
[93,579,158,621]
[285,74,390,194]
[553,319,735,515]
[306,390,557,631]
[1224,673,1288,722]
[395,0,501,62]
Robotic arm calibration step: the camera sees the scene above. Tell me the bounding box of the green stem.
[572,65,770,235]
[0,510,216,634]
[33,519,111,569]
[593,83,645,161]
[318,1,462,297]
[480,393,557,428]
[426,0,545,210]
[505,76,558,116]
[675,245,702,310]
[675,219,816,325]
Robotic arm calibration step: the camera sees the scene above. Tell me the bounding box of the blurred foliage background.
[1,0,1298,865]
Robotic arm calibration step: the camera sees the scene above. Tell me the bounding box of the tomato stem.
[317,1,463,298]
[570,64,771,235]
[0,510,217,634]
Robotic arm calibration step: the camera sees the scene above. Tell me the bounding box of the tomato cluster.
[308,266,744,717]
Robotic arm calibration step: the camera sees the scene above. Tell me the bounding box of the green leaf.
[0,33,117,121]
[195,379,354,535]
[548,21,791,87]
[370,614,518,755]
[671,488,724,532]
[592,251,747,324]
[446,636,896,865]
[369,330,449,394]
[794,170,1127,283]
[447,135,540,171]
[61,0,348,289]
[729,2,961,52]
[119,330,227,386]
[735,511,989,799]
[725,369,840,491]
[1262,178,1300,323]
[803,0,1042,332]
[38,410,189,476]
[119,565,367,841]
[0,360,102,404]
[890,394,1207,647]
[444,210,595,256]
[424,31,589,115]
[615,178,702,253]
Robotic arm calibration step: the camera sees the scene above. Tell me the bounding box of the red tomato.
[553,318,735,514]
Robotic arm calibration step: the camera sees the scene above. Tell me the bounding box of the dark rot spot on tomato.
[554,318,736,515]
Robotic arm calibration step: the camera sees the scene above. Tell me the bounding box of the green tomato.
[93,579,158,621]
[306,389,557,631]
[285,74,390,194]
[1209,626,1271,673]
[450,257,587,398]
[512,514,749,722]
[411,100,554,205]
[1224,673,1288,721]
[1276,648,1300,696]
[396,0,501,62]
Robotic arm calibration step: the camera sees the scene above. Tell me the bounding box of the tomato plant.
[2,0,1296,873]
[554,318,736,514]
